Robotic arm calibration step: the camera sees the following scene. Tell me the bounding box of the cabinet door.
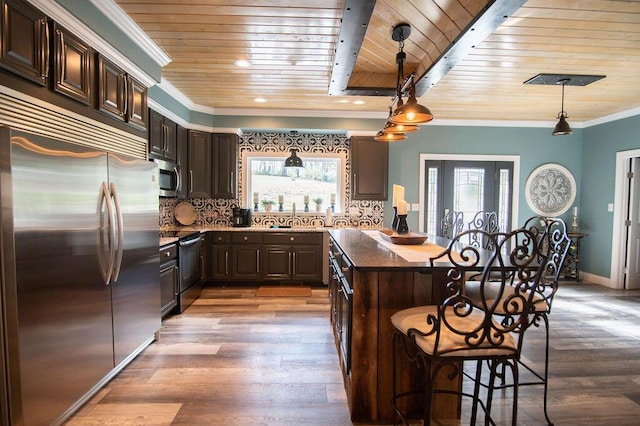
[52,23,92,105]
[160,261,177,318]
[176,125,188,199]
[212,133,238,199]
[126,75,147,129]
[211,245,230,279]
[351,136,389,200]
[148,109,164,157]
[292,245,322,280]
[0,0,48,86]
[162,117,177,161]
[187,130,212,198]
[97,54,126,120]
[231,245,261,279]
[264,245,291,279]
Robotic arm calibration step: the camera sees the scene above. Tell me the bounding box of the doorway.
[418,154,520,234]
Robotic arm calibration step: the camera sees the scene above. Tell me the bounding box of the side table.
[563,232,587,282]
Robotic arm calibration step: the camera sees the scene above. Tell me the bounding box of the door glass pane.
[427,167,438,234]
[453,168,484,223]
[498,168,510,232]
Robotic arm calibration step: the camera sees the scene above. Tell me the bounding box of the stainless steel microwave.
[153,158,181,197]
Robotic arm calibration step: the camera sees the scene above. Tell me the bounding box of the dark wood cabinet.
[187,129,212,198]
[160,243,178,318]
[212,133,238,199]
[52,22,92,105]
[0,0,48,86]
[350,136,389,200]
[263,233,322,281]
[176,125,188,199]
[149,109,177,161]
[230,233,262,279]
[328,236,353,374]
[209,232,231,280]
[97,54,147,129]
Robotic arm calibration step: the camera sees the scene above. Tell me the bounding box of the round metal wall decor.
[525,163,576,216]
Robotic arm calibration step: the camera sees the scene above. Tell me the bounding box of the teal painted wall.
[582,115,640,279]
[386,124,583,231]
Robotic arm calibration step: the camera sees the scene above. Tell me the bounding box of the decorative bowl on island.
[378,229,428,245]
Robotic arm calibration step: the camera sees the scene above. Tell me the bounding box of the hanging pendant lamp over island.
[374,23,433,142]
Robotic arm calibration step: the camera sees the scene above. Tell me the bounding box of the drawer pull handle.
[243,236,248,241]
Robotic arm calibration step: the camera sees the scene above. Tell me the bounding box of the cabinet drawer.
[210,232,230,244]
[263,232,322,245]
[231,232,262,244]
[160,243,177,262]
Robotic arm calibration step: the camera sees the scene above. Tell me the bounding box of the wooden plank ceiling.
[114,0,640,123]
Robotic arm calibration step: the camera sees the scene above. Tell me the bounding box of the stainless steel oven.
[154,158,181,197]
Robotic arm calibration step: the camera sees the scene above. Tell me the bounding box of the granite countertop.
[160,237,178,247]
[328,228,455,271]
[160,225,338,233]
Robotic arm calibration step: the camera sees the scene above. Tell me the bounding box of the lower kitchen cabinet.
[329,235,353,373]
[230,232,262,279]
[160,243,178,318]
[206,230,324,284]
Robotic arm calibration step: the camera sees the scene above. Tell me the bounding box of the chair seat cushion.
[391,305,517,357]
[464,281,548,313]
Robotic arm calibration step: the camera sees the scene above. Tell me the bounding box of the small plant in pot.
[313,197,323,212]
[261,199,276,212]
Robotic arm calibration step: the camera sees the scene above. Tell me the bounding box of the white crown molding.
[584,106,640,128]
[30,0,157,87]
[88,0,171,68]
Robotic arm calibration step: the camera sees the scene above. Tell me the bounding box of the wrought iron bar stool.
[440,210,464,239]
[467,211,500,249]
[391,228,547,425]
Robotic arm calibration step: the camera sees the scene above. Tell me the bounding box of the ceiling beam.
[328,0,528,98]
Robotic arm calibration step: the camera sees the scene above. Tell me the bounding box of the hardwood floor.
[64,282,640,425]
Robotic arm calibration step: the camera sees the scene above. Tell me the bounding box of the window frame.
[242,151,346,213]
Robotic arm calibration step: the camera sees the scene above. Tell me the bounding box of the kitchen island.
[328,228,461,424]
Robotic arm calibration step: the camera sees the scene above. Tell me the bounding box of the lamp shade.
[390,92,434,125]
[382,120,419,133]
[552,113,573,136]
[374,130,406,142]
[284,149,303,167]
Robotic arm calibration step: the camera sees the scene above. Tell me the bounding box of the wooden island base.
[328,230,463,423]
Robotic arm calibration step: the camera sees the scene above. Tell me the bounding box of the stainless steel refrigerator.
[0,127,160,425]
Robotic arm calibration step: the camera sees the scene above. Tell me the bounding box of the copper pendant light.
[381,107,419,133]
[374,130,406,142]
[389,80,434,125]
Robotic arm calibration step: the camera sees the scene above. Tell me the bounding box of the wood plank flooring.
[64,282,640,425]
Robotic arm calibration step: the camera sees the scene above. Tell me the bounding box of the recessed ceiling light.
[352,100,366,105]
[234,59,251,67]
[338,99,350,104]
[254,97,266,103]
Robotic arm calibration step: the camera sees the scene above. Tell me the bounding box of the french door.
[424,160,514,236]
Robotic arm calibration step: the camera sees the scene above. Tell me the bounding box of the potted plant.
[261,199,276,212]
[313,197,323,212]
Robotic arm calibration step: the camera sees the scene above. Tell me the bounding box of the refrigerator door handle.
[99,181,116,285]
[110,182,125,282]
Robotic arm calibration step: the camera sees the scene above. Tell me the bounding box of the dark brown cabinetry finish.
[328,236,352,373]
[160,243,178,318]
[187,129,212,198]
[350,136,389,200]
[52,23,92,105]
[97,54,147,129]
[176,124,188,199]
[149,109,177,161]
[212,133,238,199]
[230,232,262,279]
[263,233,322,281]
[0,0,48,86]
[209,232,231,280]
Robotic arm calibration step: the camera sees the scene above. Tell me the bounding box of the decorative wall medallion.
[525,163,576,216]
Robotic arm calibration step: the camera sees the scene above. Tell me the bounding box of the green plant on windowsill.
[312,197,323,212]
[261,199,276,212]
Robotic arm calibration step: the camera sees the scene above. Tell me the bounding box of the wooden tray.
[378,229,428,245]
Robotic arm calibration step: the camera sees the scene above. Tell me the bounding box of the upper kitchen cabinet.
[52,22,92,105]
[0,0,49,86]
[176,124,189,199]
[97,54,147,130]
[350,136,389,200]
[149,109,177,161]
[187,129,212,198]
[212,133,238,199]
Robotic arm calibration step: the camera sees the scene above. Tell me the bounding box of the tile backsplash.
[159,131,384,228]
